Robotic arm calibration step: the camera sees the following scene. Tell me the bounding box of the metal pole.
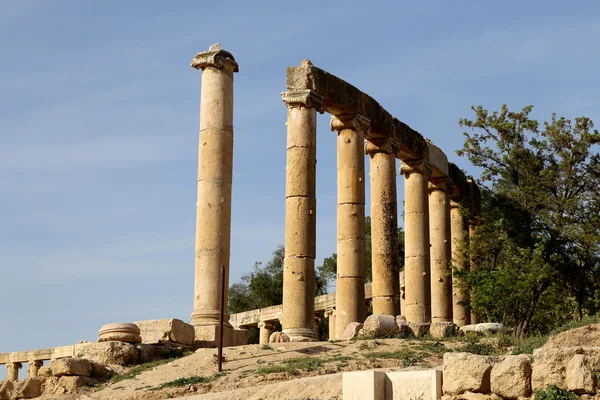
[217,264,225,373]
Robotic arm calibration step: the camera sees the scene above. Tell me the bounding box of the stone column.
[429,178,453,323]
[190,44,239,332]
[450,198,470,326]
[6,362,22,382]
[331,114,368,338]
[469,219,480,324]
[401,159,432,323]
[258,321,275,345]
[281,88,323,342]
[325,308,336,340]
[27,360,43,378]
[400,270,406,316]
[366,138,400,316]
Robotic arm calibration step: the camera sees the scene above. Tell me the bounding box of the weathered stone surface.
[0,381,13,400]
[443,352,496,395]
[544,324,600,348]
[98,323,141,343]
[50,358,92,377]
[362,314,398,337]
[442,392,503,400]
[566,354,600,394]
[13,377,44,399]
[408,322,430,337]
[38,365,51,377]
[530,347,600,389]
[431,322,457,339]
[386,370,442,400]
[134,318,195,346]
[137,344,184,364]
[343,370,385,400]
[57,376,96,393]
[490,355,532,399]
[341,322,363,341]
[90,361,114,380]
[268,332,290,343]
[459,323,505,336]
[73,341,138,366]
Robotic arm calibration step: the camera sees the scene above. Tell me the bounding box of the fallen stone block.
[443,352,496,395]
[544,324,600,348]
[134,318,195,346]
[386,369,442,400]
[566,354,600,394]
[73,341,138,366]
[430,322,456,339]
[0,381,14,400]
[57,376,97,393]
[342,322,363,341]
[50,358,92,377]
[362,314,398,337]
[530,346,600,389]
[137,344,186,364]
[12,377,44,399]
[98,322,141,344]
[490,355,532,399]
[269,332,290,343]
[342,370,385,400]
[407,322,430,337]
[459,323,505,336]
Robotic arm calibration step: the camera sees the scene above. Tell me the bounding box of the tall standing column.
[401,159,432,323]
[190,44,239,331]
[6,362,22,382]
[281,89,323,342]
[331,114,368,337]
[367,138,400,316]
[450,198,470,326]
[429,178,453,323]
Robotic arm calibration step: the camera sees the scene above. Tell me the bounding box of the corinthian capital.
[400,159,432,178]
[365,137,397,156]
[428,177,453,194]
[191,43,239,72]
[281,89,324,113]
[330,114,370,134]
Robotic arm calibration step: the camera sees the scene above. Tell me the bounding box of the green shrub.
[533,385,579,400]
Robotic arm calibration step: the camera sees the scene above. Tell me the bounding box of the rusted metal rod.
[217,264,225,373]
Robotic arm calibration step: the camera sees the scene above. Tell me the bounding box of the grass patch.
[154,373,226,389]
[110,351,191,384]
[261,344,273,350]
[256,364,298,375]
[461,342,497,356]
[365,349,424,366]
[329,355,352,363]
[255,356,328,375]
[413,341,449,355]
[533,385,579,400]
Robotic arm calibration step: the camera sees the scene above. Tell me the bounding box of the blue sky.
[1,0,599,375]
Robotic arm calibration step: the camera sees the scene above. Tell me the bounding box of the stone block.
[342,322,363,341]
[343,370,386,400]
[73,341,138,366]
[459,323,505,336]
[385,369,442,400]
[50,358,92,377]
[269,332,290,343]
[530,347,600,389]
[194,325,239,347]
[38,366,51,377]
[431,322,457,339]
[443,352,496,395]
[134,319,195,346]
[98,323,141,344]
[90,361,115,380]
[490,355,532,399]
[0,381,14,400]
[566,354,599,394]
[408,322,430,337]
[57,376,97,393]
[363,314,398,337]
[13,377,44,399]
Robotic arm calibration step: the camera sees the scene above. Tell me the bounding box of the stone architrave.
[401,159,432,323]
[280,83,323,342]
[450,196,470,326]
[258,321,275,345]
[324,308,336,340]
[429,177,453,323]
[27,361,43,378]
[366,137,400,316]
[331,113,368,338]
[189,44,239,332]
[6,362,22,382]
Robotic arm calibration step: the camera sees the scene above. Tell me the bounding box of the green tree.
[317,216,405,287]
[457,105,600,337]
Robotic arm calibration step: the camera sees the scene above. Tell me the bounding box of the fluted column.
[27,360,43,378]
[258,321,275,345]
[190,44,239,329]
[429,178,453,323]
[401,159,432,323]
[367,138,400,316]
[325,308,336,340]
[450,198,470,326]
[281,89,323,342]
[6,362,22,382]
[331,114,368,337]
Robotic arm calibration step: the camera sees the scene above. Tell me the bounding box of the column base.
[283,327,318,342]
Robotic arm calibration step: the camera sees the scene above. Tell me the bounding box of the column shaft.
[401,160,432,323]
[6,362,22,382]
[258,322,275,345]
[281,90,322,342]
[326,309,336,340]
[28,360,43,378]
[332,114,368,337]
[451,200,470,326]
[190,45,238,328]
[367,139,400,316]
[429,178,453,322]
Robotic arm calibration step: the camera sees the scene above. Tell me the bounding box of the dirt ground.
[73,337,488,400]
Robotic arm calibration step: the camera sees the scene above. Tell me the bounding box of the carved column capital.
[365,137,397,156]
[324,308,335,317]
[258,320,275,329]
[190,43,239,72]
[281,89,324,113]
[400,159,432,178]
[6,362,22,369]
[428,177,453,194]
[330,114,370,134]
